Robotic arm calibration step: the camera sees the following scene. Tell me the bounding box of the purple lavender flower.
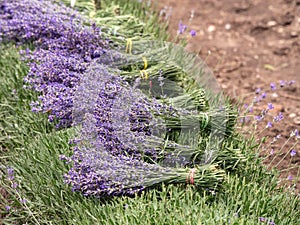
[20,199,27,204]
[287,175,293,181]
[290,149,296,157]
[258,217,276,225]
[279,80,285,87]
[5,205,11,211]
[274,112,283,122]
[255,88,261,94]
[12,182,18,189]
[271,134,281,144]
[270,83,276,90]
[255,115,263,121]
[178,20,187,34]
[267,103,274,110]
[190,30,196,37]
[7,167,14,181]
[259,217,267,222]
[261,92,267,99]
[266,122,272,128]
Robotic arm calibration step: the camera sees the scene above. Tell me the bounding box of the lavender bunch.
[0,0,118,127]
[60,63,244,197]
[62,141,225,197]
[64,108,226,197]
[0,0,83,44]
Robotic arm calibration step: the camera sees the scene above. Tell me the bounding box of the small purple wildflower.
[270,148,274,155]
[279,80,285,87]
[12,182,18,189]
[287,175,293,181]
[255,88,261,94]
[273,112,284,122]
[270,83,276,90]
[178,20,187,34]
[291,129,299,138]
[190,29,196,37]
[266,122,272,128]
[255,115,263,121]
[20,199,27,204]
[261,92,267,99]
[7,167,14,181]
[271,134,281,144]
[258,217,276,225]
[5,205,11,211]
[290,149,296,157]
[259,217,266,222]
[267,103,274,110]
[261,109,268,116]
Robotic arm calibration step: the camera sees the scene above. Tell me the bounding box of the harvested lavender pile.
[59,60,243,197]
[63,63,228,197]
[0,0,245,197]
[0,0,114,127]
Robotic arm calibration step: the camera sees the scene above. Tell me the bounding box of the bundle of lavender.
[0,0,122,127]
[59,63,244,197]
[62,142,225,197]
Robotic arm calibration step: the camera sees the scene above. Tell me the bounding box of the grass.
[0,1,299,225]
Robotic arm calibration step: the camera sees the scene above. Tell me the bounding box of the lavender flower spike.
[290,149,296,157]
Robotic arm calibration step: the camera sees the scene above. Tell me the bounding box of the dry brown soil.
[156,0,300,190]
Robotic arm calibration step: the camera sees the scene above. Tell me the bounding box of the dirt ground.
[155,0,300,190]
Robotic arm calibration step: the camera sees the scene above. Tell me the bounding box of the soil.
[155,0,300,190]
